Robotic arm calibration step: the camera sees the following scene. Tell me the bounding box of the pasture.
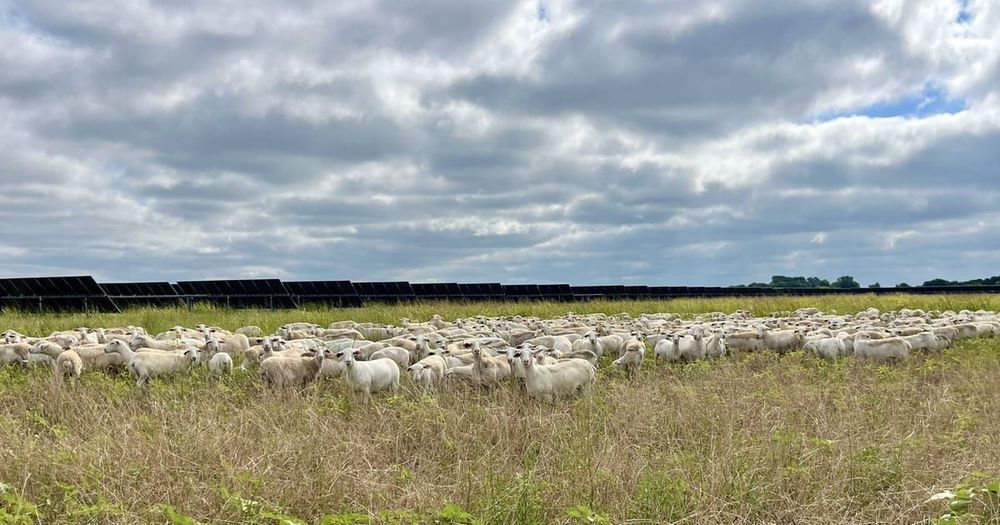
[1,294,999,524]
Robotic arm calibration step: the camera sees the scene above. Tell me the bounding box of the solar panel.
[0,276,119,312]
[284,281,362,307]
[173,279,297,308]
[101,281,182,308]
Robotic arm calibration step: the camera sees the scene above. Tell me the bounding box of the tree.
[831,275,860,289]
[868,282,881,289]
[896,282,911,288]
[922,278,956,287]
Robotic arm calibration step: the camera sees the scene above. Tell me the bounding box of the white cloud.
[1,0,999,285]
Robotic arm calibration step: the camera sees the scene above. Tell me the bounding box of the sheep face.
[105,339,129,354]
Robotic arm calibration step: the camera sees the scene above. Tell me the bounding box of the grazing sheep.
[333,348,400,402]
[235,326,264,338]
[103,341,198,386]
[724,331,766,352]
[757,326,805,354]
[854,333,911,363]
[369,346,411,369]
[56,350,83,381]
[259,349,328,390]
[466,340,511,386]
[704,333,727,358]
[678,333,706,362]
[209,352,234,378]
[803,337,845,361]
[654,334,682,362]
[517,349,595,403]
[0,343,30,367]
[571,332,604,357]
[611,339,644,379]
[407,354,448,391]
[893,331,948,351]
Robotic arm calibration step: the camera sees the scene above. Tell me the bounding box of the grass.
[1,293,999,524]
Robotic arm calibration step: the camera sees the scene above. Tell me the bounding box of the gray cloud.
[1,0,999,286]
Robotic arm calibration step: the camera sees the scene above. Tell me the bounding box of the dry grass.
[2,294,1000,524]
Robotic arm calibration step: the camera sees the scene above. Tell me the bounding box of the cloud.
[1,0,999,286]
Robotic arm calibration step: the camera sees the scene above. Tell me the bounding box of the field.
[2,294,1000,524]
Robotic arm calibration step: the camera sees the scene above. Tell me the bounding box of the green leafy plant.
[927,479,1000,524]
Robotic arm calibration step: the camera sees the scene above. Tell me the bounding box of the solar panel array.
[1,276,999,312]
[0,276,119,312]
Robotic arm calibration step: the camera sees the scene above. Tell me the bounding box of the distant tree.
[806,277,832,288]
[922,278,957,287]
[896,282,911,288]
[868,282,881,289]
[831,275,860,289]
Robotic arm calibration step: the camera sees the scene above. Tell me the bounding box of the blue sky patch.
[814,83,966,122]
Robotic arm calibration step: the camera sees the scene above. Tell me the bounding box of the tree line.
[732,275,1000,289]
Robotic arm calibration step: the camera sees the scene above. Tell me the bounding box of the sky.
[1,0,999,286]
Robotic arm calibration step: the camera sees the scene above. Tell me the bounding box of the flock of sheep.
[1,306,998,401]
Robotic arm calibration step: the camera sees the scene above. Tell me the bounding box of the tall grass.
[1,294,999,524]
[3,293,999,335]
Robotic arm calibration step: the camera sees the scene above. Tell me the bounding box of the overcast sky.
[2,0,998,286]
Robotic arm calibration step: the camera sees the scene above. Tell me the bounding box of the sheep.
[517,349,595,402]
[29,341,65,359]
[524,335,573,353]
[103,341,198,386]
[724,330,766,352]
[63,341,126,371]
[757,326,805,354]
[204,332,250,352]
[235,326,264,338]
[332,348,400,402]
[803,337,845,361]
[407,354,448,391]
[467,340,511,387]
[677,333,706,362]
[892,331,947,351]
[611,339,644,379]
[130,334,202,351]
[368,346,411,369]
[854,333,910,363]
[24,353,53,369]
[209,352,234,378]
[704,332,727,358]
[562,349,599,366]
[55,350,83,381]
[259,348,328,390]
[571,332,604,357]
[0,343,30,367]
[654,334,682,362]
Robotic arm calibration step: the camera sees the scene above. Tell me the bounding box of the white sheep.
[854,333,910,362]
[0,343,30,367]
[803,337,845,361]
[259,348,328,390]
[611,339,644,379]
[677,333,706,362]
[56,350,83,381]
[704,333,727,358]
[103,340,198,386]
[570,332,604,357]
[209,352,234,378]
[368,346,411,369]
[654,334,682,362]
[757,326,805,354]
[333,348,400,401]
[467,340,511,387]
[517,349,595,402]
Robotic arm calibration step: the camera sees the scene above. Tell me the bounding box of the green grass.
[1,294,999,524]
[3,293,1000,335]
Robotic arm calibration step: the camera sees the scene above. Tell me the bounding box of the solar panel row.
[3,276,1000,313]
